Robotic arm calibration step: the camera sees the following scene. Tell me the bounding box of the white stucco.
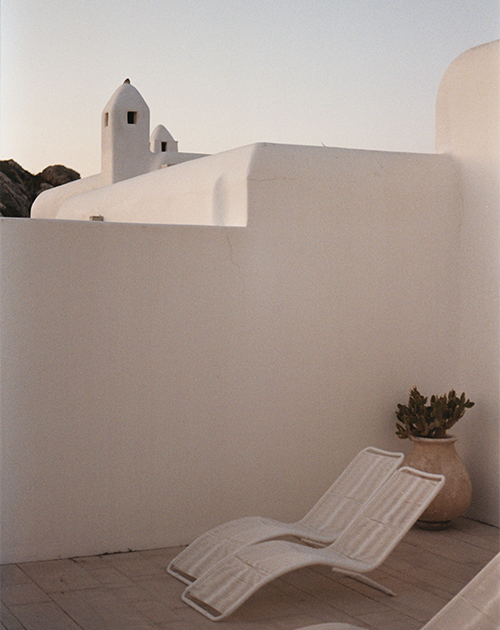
[31,80,206,219]
[150,124,178,154]
[1,42,498,564]
[1,145,464,564]
[29,174,104,219]
[436,40,500,523]
[101,81,152,184]
[56,144,254,226]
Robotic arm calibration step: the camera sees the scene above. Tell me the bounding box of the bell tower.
[101,79,151,185]
[150,124,178,153]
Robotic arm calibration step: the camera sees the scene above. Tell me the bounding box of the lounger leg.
[333,570,396,596]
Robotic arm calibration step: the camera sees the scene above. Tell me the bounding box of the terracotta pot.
[404,436,472,530]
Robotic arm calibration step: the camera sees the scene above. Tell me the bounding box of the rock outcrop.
[0,160,80,218]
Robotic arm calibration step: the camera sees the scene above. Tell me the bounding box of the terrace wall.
[436,40,500,524]
[1,145,463,563]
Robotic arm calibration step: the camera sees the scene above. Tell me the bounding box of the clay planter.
[404,436,472,530]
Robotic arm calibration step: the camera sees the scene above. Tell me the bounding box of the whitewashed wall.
[436,40,500,525]
[1,145,462,563]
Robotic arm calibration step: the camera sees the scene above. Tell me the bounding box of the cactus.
[395,387,474,439]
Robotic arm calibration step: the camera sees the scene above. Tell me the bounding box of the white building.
[2,41,498,563]
[31,79,206,220]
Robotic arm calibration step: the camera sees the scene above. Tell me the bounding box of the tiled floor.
[1,517,498,630]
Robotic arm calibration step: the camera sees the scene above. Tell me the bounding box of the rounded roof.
[103,80,150,114]
[150,124,176,143]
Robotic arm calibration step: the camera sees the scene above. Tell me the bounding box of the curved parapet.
[54,141,456,227]
[56,145,256,225]
[436,40,499,156]
[31,174,102,219]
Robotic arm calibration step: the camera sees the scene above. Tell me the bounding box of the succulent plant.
[395,387,474,439]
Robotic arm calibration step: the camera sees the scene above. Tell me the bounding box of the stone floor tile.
[388,540,485,592]
[139,546,184,569]
[358,608,422,630]
[264,614,344,629]
[437,521,500,551]
[132,574,186,609]
[410,592,453,623]
[403,526,498,567]
[282,569,391,618]
[215,616,314,630]
[155,616,215,630]
[0,566,32,588]
[226,586,307,622]
[445,517,500,538]
[82,564,135,588]
[71,556,104,569]
[372,587,448,624]
[50,588,158,630]
[0,581,50,607]
[131,598,181,624]
[8,602,81,630]
[0,604,26,630]
[98,551,163,578]
[377,560,462,603]
[72,555,140,588]
[155,603,219,629]
[109,583,155,603]
[18,559,100,593]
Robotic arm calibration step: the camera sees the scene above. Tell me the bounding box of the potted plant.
[395,387,474,529]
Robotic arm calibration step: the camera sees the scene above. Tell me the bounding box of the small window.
[104,112,109,127]
[161,141,167,152]
[127,111,137,124]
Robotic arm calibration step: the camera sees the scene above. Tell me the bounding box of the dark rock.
[39,164,80,187]
[0,160,80,217]
[0,171,30,217]
[0,160,35,218]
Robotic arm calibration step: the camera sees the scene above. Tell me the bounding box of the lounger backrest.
[299,447,404,535]
[422,552,500,630]
[331,466,444,570]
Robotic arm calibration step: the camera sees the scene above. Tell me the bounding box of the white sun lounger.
[296,550,500,630]
[167,447,404,584]
[181,466,445,621]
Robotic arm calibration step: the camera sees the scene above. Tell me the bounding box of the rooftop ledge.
[43,142,449,226]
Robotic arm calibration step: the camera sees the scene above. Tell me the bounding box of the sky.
[1,0,499,178]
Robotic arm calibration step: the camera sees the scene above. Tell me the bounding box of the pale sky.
[1,0,499,178]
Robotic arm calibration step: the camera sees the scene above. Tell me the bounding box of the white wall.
[436,40,500,525]
[0,144,463,563]
[55,145,254,226]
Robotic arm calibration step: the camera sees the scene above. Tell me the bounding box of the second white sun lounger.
[167,447,404,584]
[181,466,445,621]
